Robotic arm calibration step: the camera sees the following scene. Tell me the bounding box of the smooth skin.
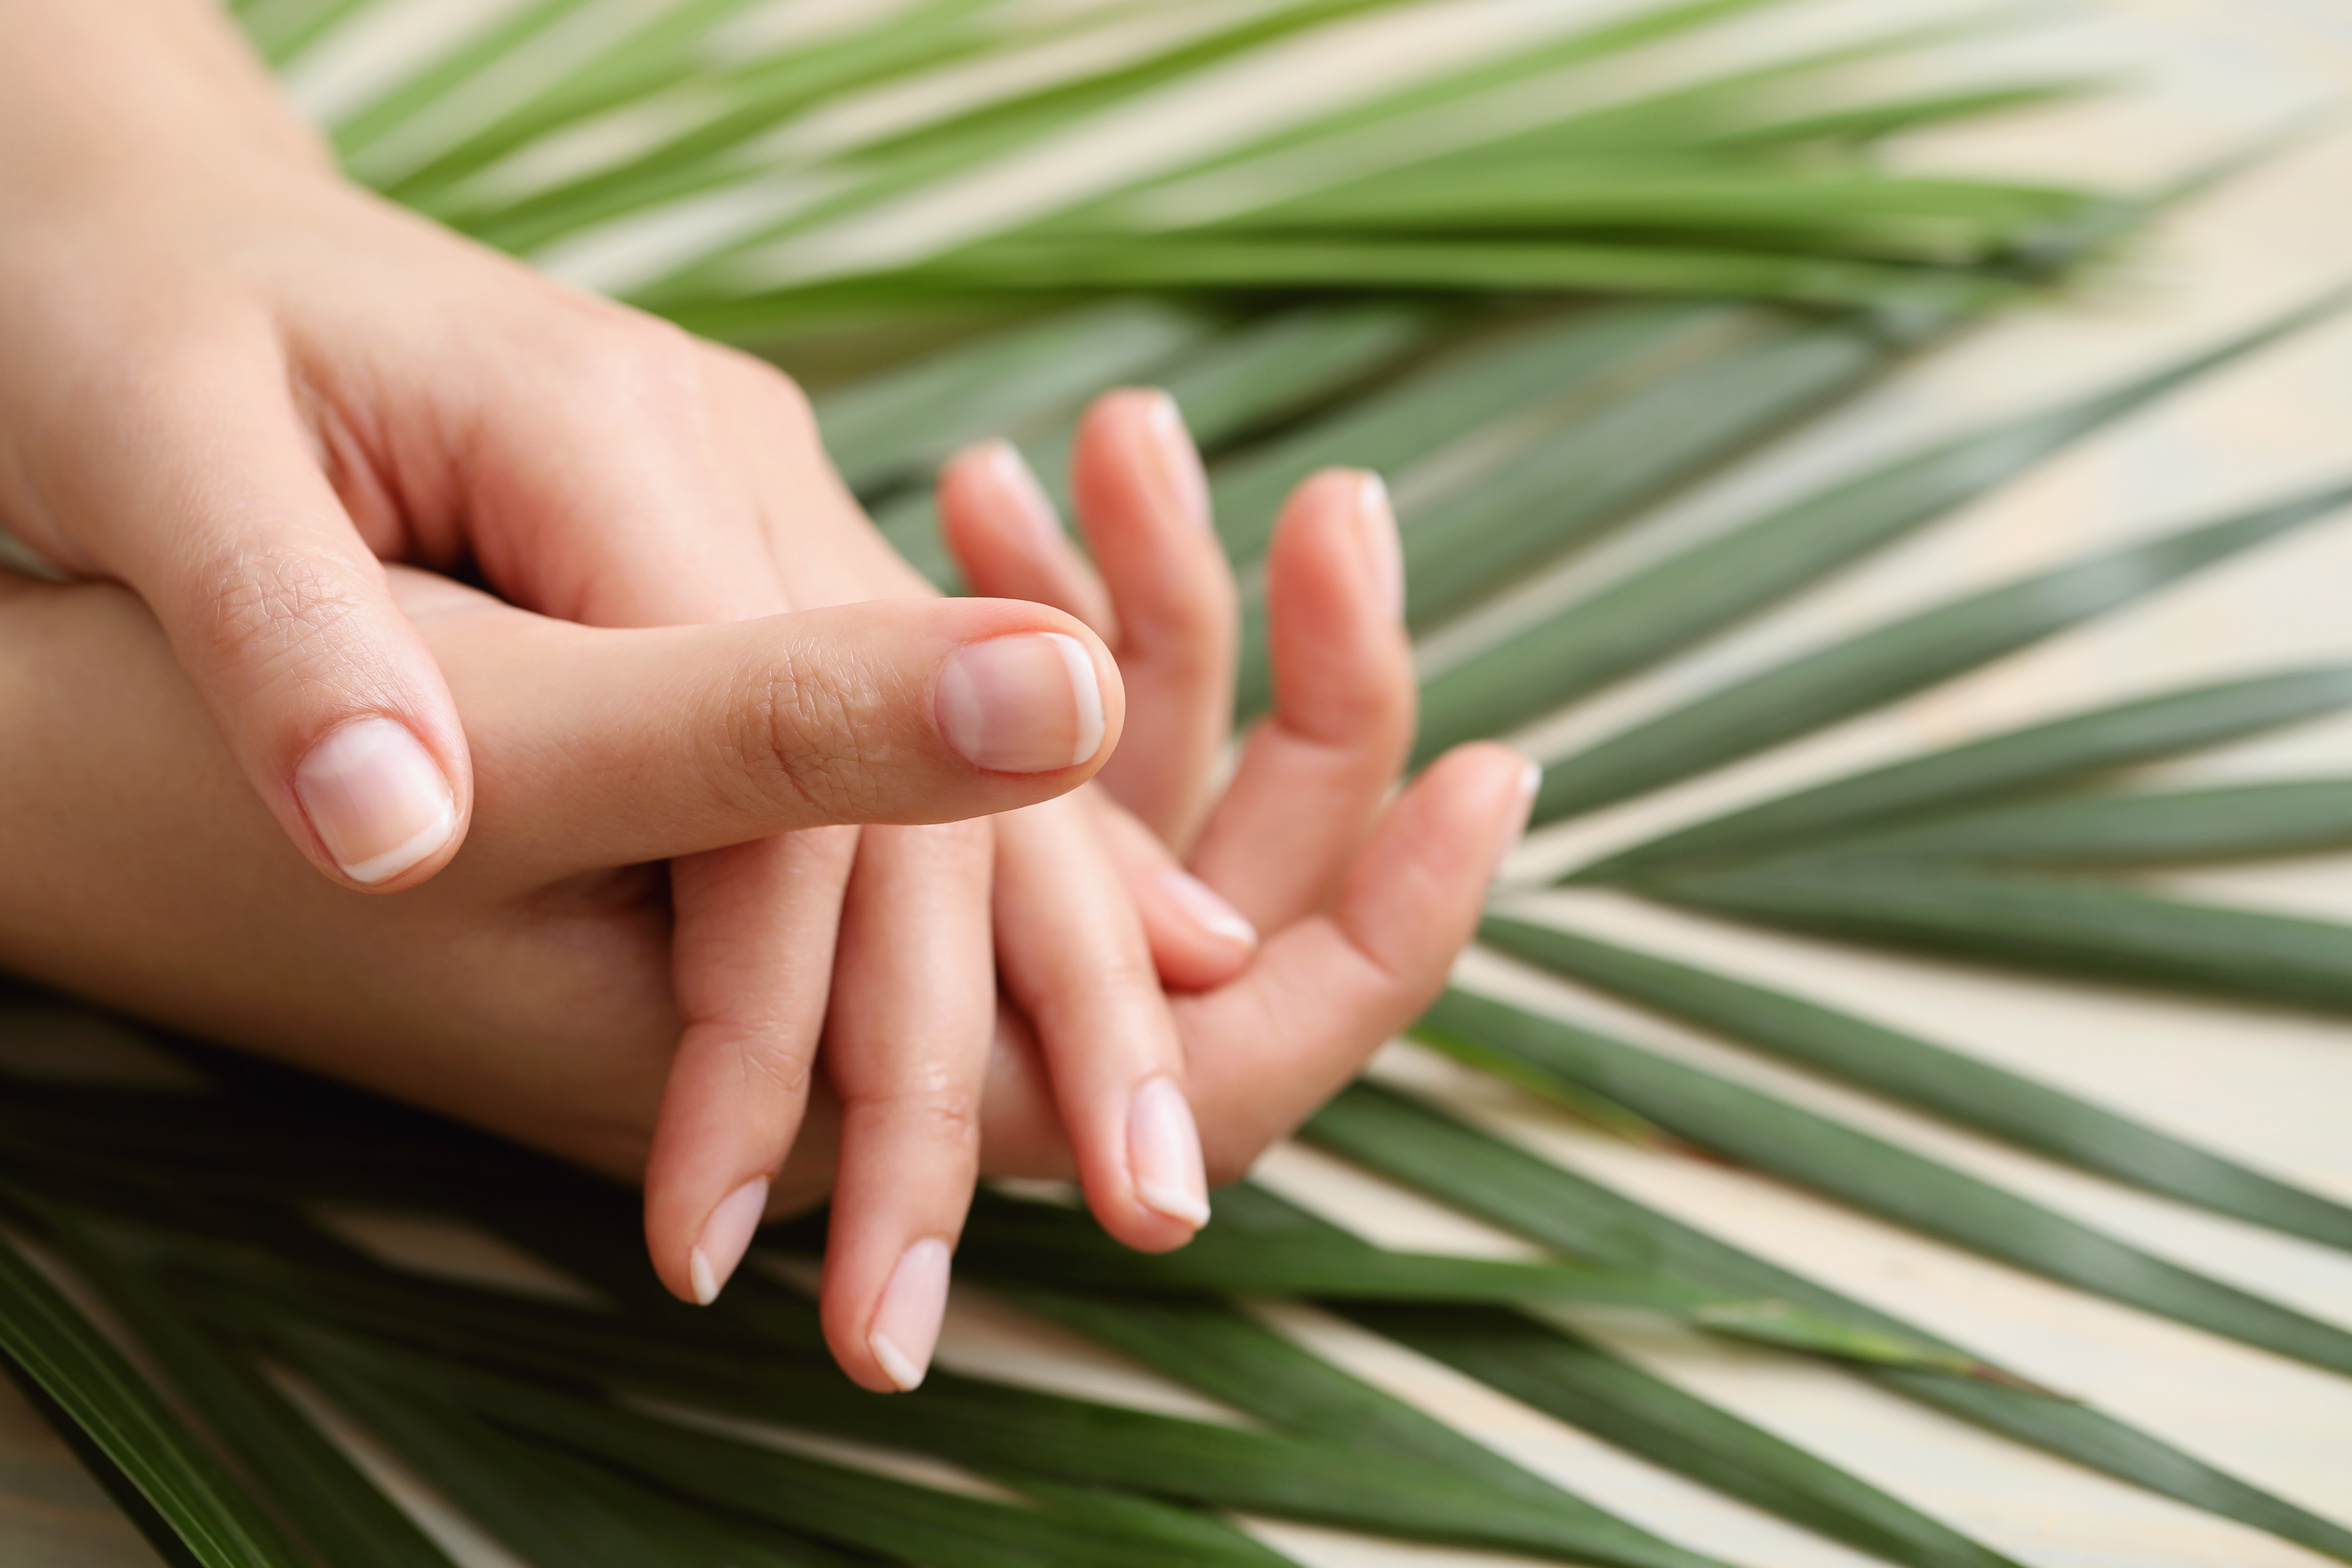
[0,461,1532,1393]
[0,0,1254,1311]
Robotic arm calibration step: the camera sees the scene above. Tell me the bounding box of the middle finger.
[819,819,995,1393]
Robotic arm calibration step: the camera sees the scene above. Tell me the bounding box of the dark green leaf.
[1479,917,2352,1251]
[1415,986,2352,1377]
[1305,1083,2352,1562]
[1352,1305,2024,1568]
[1792,779,2352,867]
[1531,479,2352,822]
[1577,665,2352,881]
[0,1224,303,1568]
[1653,861,2352,1015]
[1013,1194,2024,1568]
[1414,295,2351,764]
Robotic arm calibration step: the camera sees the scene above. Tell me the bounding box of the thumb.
[426,587,1125,877]
[69,385,471,891]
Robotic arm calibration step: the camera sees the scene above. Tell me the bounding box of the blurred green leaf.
[1578,665,2352,881]
[1479,917,2352,1251]
[1305,1083,2352,1562]
[1415,298,2348,765]
[1529,479,2352,823]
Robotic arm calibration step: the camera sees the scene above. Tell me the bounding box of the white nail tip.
[1158,868,1258,949]
[1519,760,1543,803]
[870,1332,927,1392]
[1137,1179,1212,1230]
[689,1248,719,1307]
[1200,910,1257,946]
[335,795,457,884]
[1044,632,1105,765]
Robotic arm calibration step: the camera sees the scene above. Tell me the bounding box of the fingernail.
[868,1237,952,1392]
[937,632,1105,772]
[1495,758,1541,879]
[1144,390,1210,531]
[1355,472,1404,621]
[1158,867,1257,950]
[294,717,456,884]
[689,1176,770,1306]
[1128,1076,1210,1229]
[978,440,1063,551]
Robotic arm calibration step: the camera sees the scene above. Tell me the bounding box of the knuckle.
[845,1081,981,1148]
[551,317,711,433]
[183,542,380,701]
[729,644,883,822]
[734,1041,815,1100]
[712,345,815,433]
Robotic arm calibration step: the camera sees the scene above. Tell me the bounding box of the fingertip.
[1349,469,1403,622]
[686,1175,772,1305]
[934,627,1116,775]
[1077,386,1210,538]
[1125,1075,1210,1241]
[947,439,1063,552]
[940,442,1115,634]
[863,1237,952,1392]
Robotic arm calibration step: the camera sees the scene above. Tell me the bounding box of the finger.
[1188,468,1410,929]
[436,596,1124,877]
[63,360,471,891]
[947,424,1256,981]
[992,796,1207,1250]
[1066,390,1235,846]
[938,440,1116,637]
[818,821,995,1390]
[643,826,859,1305]
[1181,744,1536,1176]
[1088,792,1258,992]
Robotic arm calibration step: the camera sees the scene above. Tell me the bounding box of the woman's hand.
[0,461,1528,1392]
[0,0,1240,1318]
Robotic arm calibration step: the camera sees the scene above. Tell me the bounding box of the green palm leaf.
[1013,1192,2030,1568]
[1654,861,2352,1013]
[1478,917,2352,1249]
[1413,986,2352,1376]
[0,1223,302,1568]
[1576,663,2352,880]
[1414,294,2344,766]
[1305,1083,2352,1562]
[1523,479,2352,822]
[1769,777,2352,867]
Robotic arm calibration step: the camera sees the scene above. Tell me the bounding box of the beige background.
[6,0,2352,1562]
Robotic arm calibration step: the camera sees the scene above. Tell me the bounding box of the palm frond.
[1304,1083,2352,1562]
[1476,918,2352,1248]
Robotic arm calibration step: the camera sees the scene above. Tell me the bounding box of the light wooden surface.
[7,0,2352,1563]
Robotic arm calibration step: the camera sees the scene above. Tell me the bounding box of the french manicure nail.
[1158,867,1257,950]
[1127,1076,1210,1229]
[937,632,1106,772]
[294,717,456,884]
[689,1176,770,1306]
[1145,390,1211,531]
[868,1237,952,1392]
[1355,472,1405,622]
[980,440,1064,551]
[1494,758,1541,879]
